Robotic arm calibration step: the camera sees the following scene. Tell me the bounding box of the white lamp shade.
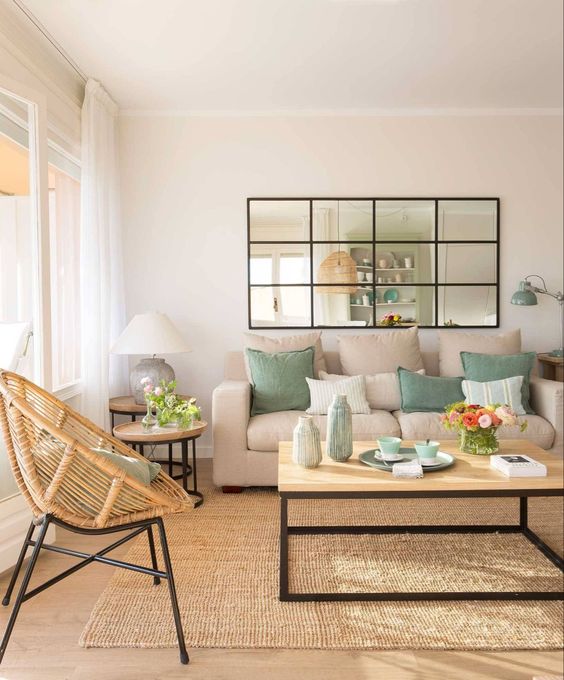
[111,312,191,355]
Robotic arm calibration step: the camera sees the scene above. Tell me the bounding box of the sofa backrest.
[224,349,440,381]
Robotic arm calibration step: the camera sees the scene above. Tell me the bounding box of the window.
[48,149,81,389]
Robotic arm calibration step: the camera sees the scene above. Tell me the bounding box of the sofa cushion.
[320,369,425,411]
[392,410,555,450]
[246,347,314,416]
[460,351,536,415]
[438,329,521,377]
[244,331,327,379]
[461,376,526,415]
[338,326,423,375]
[306,375,370,415]
[247,410,401,452]
[397,367,465,413]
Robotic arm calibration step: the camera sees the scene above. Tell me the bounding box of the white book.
[490,454,547,478]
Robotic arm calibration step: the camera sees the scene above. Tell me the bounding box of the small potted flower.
[141,377,201,430]
[441,402,527,455]
[380,312,402,327]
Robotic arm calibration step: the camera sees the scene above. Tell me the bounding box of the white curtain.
[80,79,128,429]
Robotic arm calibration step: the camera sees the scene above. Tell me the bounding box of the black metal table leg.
[186,438,203,507]
[168,444,173,476]
[279,496,289,601]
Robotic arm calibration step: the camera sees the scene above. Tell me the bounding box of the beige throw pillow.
[337,327,423,376]
[438,329,522,377]
[243,331,327,381]
[320,369,425,411]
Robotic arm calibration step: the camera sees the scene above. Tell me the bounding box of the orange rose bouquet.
[442,402,527,455]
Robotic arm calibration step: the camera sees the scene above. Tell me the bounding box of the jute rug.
[80,485,563,651]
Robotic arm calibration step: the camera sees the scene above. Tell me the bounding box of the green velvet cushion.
[460,351,536,414]
[246,346,314,416]
[397,367,465,413]
[91,448,161,485]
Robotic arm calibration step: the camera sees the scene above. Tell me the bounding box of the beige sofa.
[212,350,563,489]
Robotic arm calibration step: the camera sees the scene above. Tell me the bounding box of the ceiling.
[21,0,564,112]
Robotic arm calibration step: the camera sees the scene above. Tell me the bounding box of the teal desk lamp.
[511,275,563,357]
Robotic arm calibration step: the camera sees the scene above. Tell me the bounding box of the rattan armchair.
[0,370,193,665]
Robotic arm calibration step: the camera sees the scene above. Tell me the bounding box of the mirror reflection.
[249,200,310,242]
[438,200,497,240]
[376,200,435,241]
[438,286,497,326]
[438,243,496,284]
[248,198,499,328]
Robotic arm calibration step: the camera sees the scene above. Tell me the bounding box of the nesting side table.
[113,420,207,507]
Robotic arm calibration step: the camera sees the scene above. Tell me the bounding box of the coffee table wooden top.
[113,420,207,443]
[278,440,564,494]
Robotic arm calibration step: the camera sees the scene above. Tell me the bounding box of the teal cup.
[377,436,402,457]
[414,440,440,460]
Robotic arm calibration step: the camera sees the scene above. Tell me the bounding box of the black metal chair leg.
[156,517,189,665]
[2,521,36,607]
[147,525,161,586]
[0,516,50,665]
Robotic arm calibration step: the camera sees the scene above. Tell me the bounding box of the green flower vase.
[459,428,499,456]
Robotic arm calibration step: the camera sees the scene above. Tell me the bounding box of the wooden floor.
[0,460,562,680]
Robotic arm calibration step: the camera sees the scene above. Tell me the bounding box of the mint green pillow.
[246,347,314,416]
[460,351,536,414]
[397,367,465,413]
[91,448,161,485]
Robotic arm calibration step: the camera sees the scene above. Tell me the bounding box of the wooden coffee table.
[278,439,563,602]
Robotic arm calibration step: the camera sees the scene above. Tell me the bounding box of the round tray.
[359,448,455,473]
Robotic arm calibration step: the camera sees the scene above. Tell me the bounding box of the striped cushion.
[461,375,525,415]
[306,375,370,415]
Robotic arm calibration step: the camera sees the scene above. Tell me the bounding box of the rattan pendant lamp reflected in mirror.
[316,201,358,294]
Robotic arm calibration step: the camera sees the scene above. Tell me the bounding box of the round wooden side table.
[109,394,194,477]
[113,420,207,508]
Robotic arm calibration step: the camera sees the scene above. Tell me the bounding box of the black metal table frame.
[110,409,193,482]
[119,434,203,508]
[279,489,564,602]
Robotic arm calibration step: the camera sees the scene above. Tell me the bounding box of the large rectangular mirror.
[248,197,499,329]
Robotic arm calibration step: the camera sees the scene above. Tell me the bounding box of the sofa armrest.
[530,376,563,450]
[212,381,251,485]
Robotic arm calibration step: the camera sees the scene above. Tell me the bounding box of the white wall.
[119,114,564,453]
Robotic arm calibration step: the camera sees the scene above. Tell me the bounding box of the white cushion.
[247,410,401,452]
[392,410,554,450]
[321,369,425,411]
[438,329,521,377]
[462,376,526,415]
[306,375,370,415]
[337,327,423,376]
[243,331,326,380]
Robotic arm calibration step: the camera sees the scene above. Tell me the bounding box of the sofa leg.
[222,486,243,494]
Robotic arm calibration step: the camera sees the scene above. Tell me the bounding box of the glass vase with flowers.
[442,402,527,455]
[141,377,201,430]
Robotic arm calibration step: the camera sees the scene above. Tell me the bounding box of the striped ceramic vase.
[292,416,322,468]
[326,394,353,462]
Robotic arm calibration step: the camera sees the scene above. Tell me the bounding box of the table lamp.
[111,312,192,403]
[511,275,563,357]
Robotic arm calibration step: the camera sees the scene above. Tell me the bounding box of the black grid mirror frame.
[247,197,500,330]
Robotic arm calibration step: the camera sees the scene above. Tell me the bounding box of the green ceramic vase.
[326,394,353,462]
